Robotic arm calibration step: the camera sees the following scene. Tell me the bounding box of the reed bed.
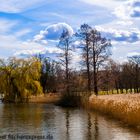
[89,94,140,128]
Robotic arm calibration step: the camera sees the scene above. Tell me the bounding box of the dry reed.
[89,94,140,128]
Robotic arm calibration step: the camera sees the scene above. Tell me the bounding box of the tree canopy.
[0,57,42,102]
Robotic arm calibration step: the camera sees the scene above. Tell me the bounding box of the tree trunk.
[92,43,98,96]
[65,42,70,95]
[86,40,91,92]
[94,74,98,95]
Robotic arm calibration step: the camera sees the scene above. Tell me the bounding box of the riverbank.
[89,94,140,129]
[29,93,61,104]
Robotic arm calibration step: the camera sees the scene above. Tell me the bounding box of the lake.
[0,103,139,140]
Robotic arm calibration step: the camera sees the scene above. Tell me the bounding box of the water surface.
[0,103,139,140]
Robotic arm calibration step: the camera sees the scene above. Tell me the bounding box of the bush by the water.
[56,94,82,107]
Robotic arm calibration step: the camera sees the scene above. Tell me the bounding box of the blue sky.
[0,0,140,64]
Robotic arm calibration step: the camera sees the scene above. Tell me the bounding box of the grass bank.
[89,94,140,129]
[29,93,61,104]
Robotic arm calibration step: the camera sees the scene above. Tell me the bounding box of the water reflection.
[85,112,99,140]
[65,110,70,140]
[94,114,99,140]
[87,113,92,140]
[0,104,55,134]
[0,103,139,140]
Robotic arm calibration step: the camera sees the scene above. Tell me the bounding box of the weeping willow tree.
[0,57,42,103]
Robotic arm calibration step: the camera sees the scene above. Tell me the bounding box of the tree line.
[38,24,140,96]
[0,24,140,102]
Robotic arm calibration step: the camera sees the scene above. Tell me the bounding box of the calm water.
[0,103,139,140]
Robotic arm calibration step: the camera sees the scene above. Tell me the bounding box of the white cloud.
[0,22,74,59]
[0,32,64,58]
[116,20,133,26]
[14,46,63,60]
[110,40,140,63]
[16,41,63,55]
[113,4,130,20]
[14,48,46,57]
[34,22,74,44]
[95,26,140,43]
[0,33,45,57]
[127,52,140,57]
[113,0,140,19]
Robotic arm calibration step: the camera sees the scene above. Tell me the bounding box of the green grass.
[98,89,136,95]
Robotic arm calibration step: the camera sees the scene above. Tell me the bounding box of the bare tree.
[76,24,92,92]
[128,55,140,93]
[109,60,121,94]
[58,30,73,94]
[89,29,111,95]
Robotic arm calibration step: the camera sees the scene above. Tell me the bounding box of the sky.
[0,0,140,65]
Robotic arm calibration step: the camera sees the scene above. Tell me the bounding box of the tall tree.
[58,30,73,94]
[90,29,111,95]
[76,24,92,92]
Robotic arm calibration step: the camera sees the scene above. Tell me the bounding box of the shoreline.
[29,93,61,104]
[89,94,140,130]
